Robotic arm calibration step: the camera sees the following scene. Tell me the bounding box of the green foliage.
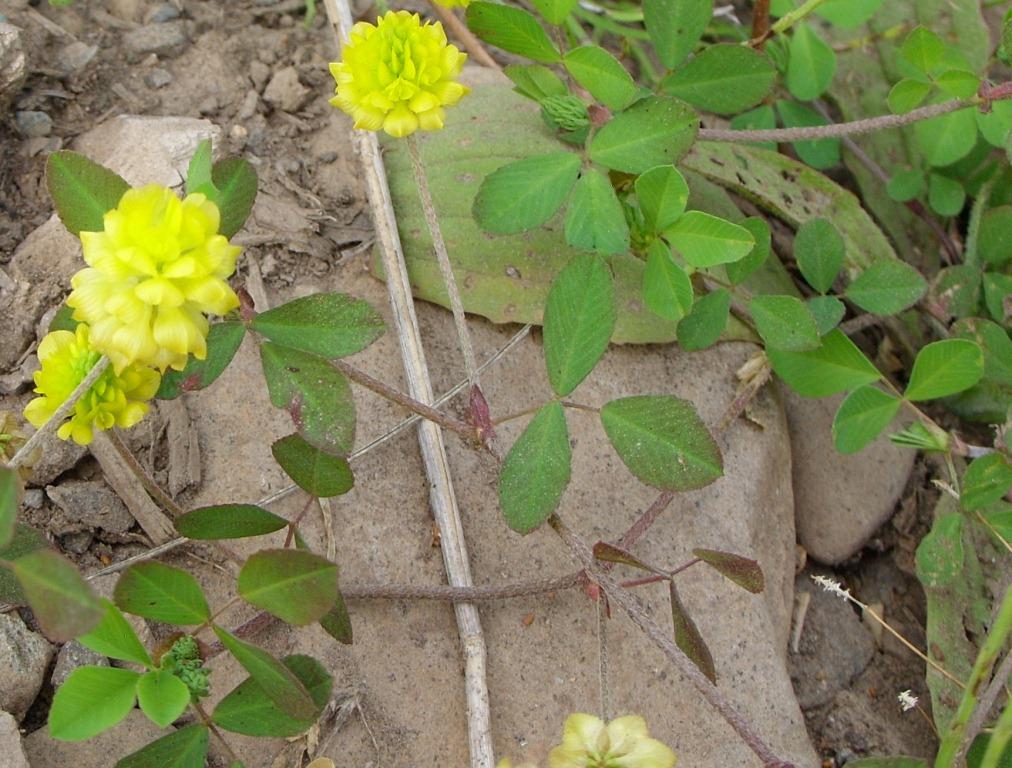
[0,466,17,549]
[794,219,844,294]
[174,504,289,540]
[786,24,836,100]
[643,241,693,324]
[677,289,730,351]
[662,45,776,115]
[692,549,764,593]
[212,628,319,720]
[666,211,755,268]
[504,64,567,101]
[157,321,245,399]
[643,0,711,69]
[749,295,821,352]
[78,599,153,667]
[260,342,356,456]
[12,550,103,641]
[136,669,190,728]
[600,396,722,491]
[473,152,581,234]
[589,96,699,173]
[776,100,841,169]
[529,0,578,25]
[115,725,210,768]
[669,582,715,682]
[845,260,927,315]
[543,254,616,396]
[237,549,339,626]
[831,386,902,454]
[498,402,572,534]
[252,294,385,360]
[49,666,140,741]
[161,636,210,702]
[565,169,630,254]
[212,655,332,737]
[563,46,638,110]
[904,339,984,401]
[209,156,258,239]
[961,455,1012,512]
[465,2,560,62]
[185,139,213,196]
[767,330,880,397]
[636,165,689,233]
[271,434,355,498]
[45,151,130,235]
[114,561,210,626]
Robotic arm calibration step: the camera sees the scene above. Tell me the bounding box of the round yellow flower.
[329,10,469,138]
[67,184,241,372]
[548,714,677,768]
[23,325,161,446]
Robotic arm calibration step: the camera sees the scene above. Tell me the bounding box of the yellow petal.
[612,737,677,768]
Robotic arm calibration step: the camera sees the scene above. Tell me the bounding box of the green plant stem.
[935,586,1012,768]
[406,133,480,390]
[4,356,111,471]
[980,697,1012,768]
[697,95,995,143]
[192,700,240,765]
[331,359,477,441]
[768,0,830,36]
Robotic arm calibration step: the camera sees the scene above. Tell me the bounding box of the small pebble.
[197,95,218,115]
[124,21,187,57]
[144,67,172,89]
[57,41,97,73]
[145,3,181,23]
[21,489,43,509]
[14,111,52,138]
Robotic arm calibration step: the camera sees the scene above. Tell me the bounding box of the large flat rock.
[172,256,816,768]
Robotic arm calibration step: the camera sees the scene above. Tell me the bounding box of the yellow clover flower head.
[67,184,242,372]
[23,324,161,446]
[548,714,677,768]
[329,10,469,138]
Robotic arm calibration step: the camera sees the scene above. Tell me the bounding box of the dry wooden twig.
[319,2,495,765]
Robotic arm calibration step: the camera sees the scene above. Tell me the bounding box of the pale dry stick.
[959,649,1012,766]
[5,356,111,471]
[406,134,480,390]
[551,514,797,768]
[427,2,501,71]
[321,2,494,765]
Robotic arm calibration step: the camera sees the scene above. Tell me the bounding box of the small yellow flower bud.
[548,713,677,768]
[67,184,241,372]
[23,325,161,446]
[329,10,469,138]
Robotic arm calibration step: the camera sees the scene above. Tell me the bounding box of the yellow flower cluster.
[22,183,241,445]
[67,184,241,373]
[498,714,676,768]
[329,10,469,137]
[24,325,160,446]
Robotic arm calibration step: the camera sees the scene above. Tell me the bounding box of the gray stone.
[26,436,87,487]
[25,710,171,768]
[0,23,25,110]
[0,613,53,721]
[786,390,916,564]
[46,480,135,533]
[21,489,43,509]
[249,59,270,90]
[14,111,52,139]
[182,251,817,766]
[0,711,29,768]
[51,641,108,689]
[262,65,309,113]
[789,574,876,709]
[144,67,172,88]
[57,41,98,73]
[124,21,187,56]
[58,530,93,554]
[145,3,180,22]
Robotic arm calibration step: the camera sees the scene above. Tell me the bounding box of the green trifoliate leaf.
[676,289,730,351]
[749,294,821,352]
[786,24,836,100]
[472,152,581,234]
[831,385,901,454]
[845,260,927,315]
[768,329,881,397]
[465,2,561,62]
[904,339,984,401]
[793,218,844,294]
[662,44,776,115]
[666,211,755,268]
[49,666,139,741]
[563,46,638,110]
[565,169,629,255]
[643,0,711,69]
[589,95,699,174]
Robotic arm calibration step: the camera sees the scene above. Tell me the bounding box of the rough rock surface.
[262,65,309,113]
[788,574,876,709]
[177,253,816,768]
[26,436,87,486]
[0,22,25,110]
[785,390,916,564]
[46,480,135,534]
[0,711,30,768]
[24,710,171,767]
[51,641,109,689]
[0,613,52,721]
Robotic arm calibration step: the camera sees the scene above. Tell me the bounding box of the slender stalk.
[5,356,111,470]
[980,699,1012,768]
[332,359,477,441]
[406,133,480,390]
[551,514,796,768]
[698,97,985,143]
[427,2,500,70]
[936,586,1012,768]
[192,700,241,765]
[768,0,830,36]
[616,491,676,550]
[960,649,1012,764]
[750,0,771,45]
